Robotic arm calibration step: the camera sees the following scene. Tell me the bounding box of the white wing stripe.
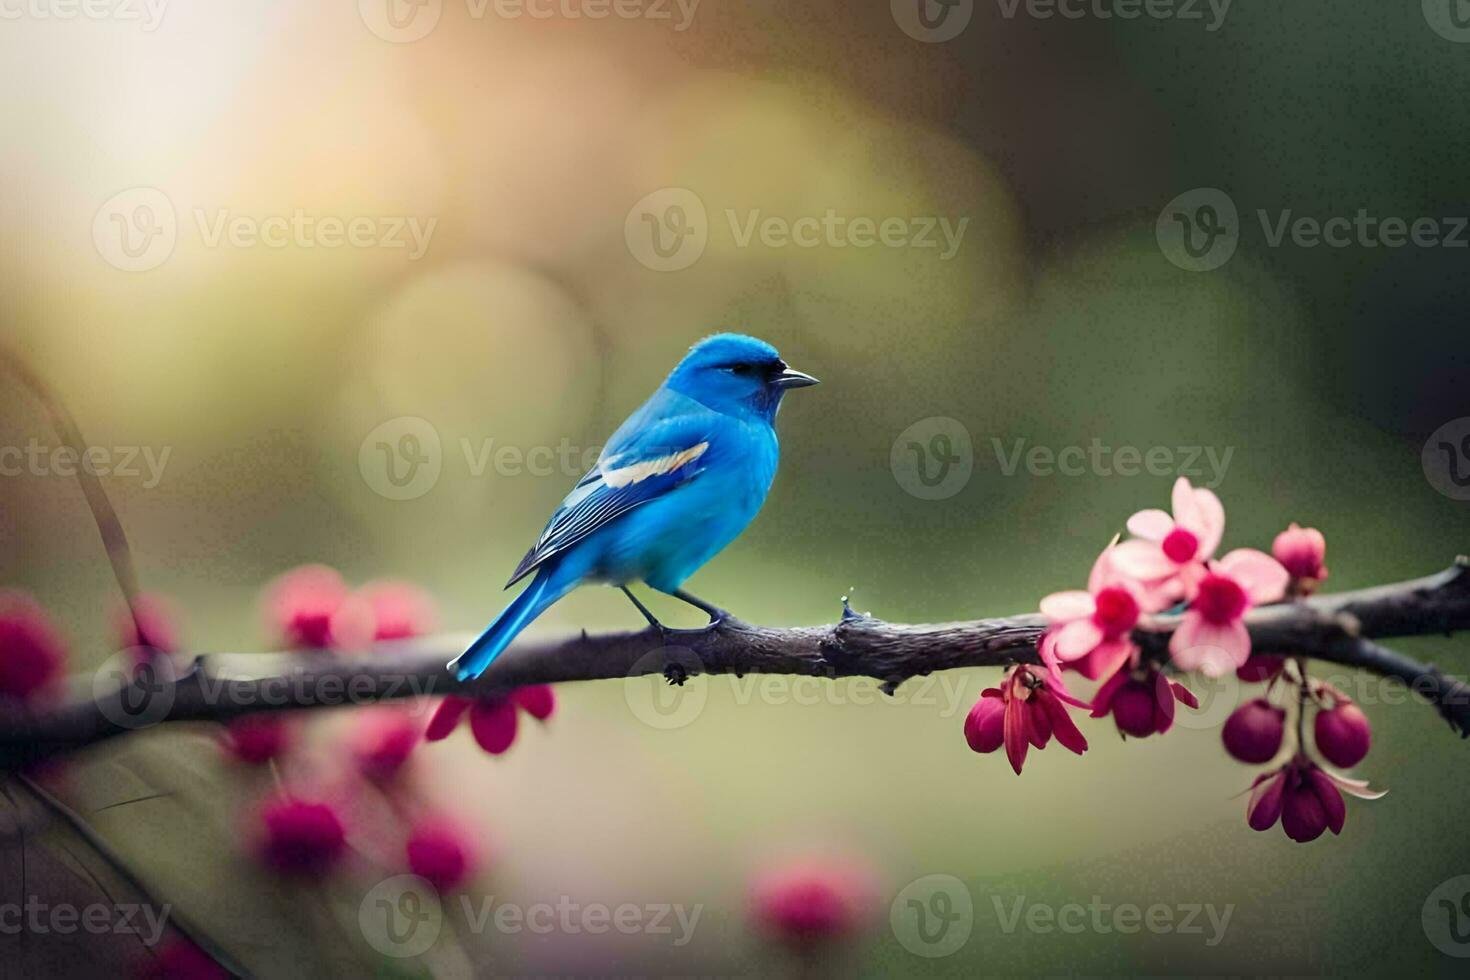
[601,442,709,489]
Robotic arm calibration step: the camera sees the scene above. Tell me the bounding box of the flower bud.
[407,819,476,892]
[1314,702,1371,768]
[1110,680,1158,738]
[0,590,67,702]
[224,715,293,765]
[254,799,346,875]
[1272,523,1327,589]
[963,695,1004,753]
[1222,698,1285,763]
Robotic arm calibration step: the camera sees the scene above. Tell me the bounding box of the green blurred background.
[3,1,1470,975]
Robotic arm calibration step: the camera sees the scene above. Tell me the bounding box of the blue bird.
[449,333,819,681]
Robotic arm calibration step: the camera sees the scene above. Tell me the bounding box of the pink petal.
[1025,699,1052,749]
[1039,693,1088,755]
[1153,670,1177,731]
[1053,619,1104,660]
[1126,509,1174,541]
[1089,669,1128,718]
[1086,544,1121,593]
[1169,615,1250,676]
[1039,590,1094,623]
[1076,638,1135,682]
[1304,768,1346,835]
[1110,539,1178,580]
[1246,769,1287,831]
[1004,692,1028,775]
[425,696,472,741]
[468,698,519,755]
[1175,483,1225,560]
[1217,549,1290,605]
[1323,770,1388,800]
[1169,681,1199,709]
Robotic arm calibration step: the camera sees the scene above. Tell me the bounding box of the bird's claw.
[663,662,688,686]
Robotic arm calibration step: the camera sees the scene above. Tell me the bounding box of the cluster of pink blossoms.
[962,477,1380,842]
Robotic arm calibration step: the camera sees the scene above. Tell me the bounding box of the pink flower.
[112,592,183,655]
[254,799,347,875]
[223,714,294,765]
[425,686,555,756]
[1221,698,1285,763]
[1169,549,1289,676]
[263,564,365,650]
[137,938,227,980]
[0,590,67,703]
[1111,477,1226,604]
[964,665,1088,775]
[1314,700,1371,769]
[357,580,438,641]
[406,818,477,892]
[1038,549,1142,681]
[352,707,421,779]
[1245,757,1384,843]
[1272,523,1328,593]
[1090,663,1198,738]
[749,859,877,945]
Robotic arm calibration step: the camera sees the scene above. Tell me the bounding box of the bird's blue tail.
[449,569,564,681]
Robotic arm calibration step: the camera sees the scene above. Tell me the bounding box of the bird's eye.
[728,364,754,376]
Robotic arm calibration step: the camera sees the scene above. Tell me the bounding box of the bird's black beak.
[771,366,820,389]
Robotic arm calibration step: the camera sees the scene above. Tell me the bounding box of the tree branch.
[3,559,1468,768]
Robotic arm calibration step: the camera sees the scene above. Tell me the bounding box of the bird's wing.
[505,410,716,586]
